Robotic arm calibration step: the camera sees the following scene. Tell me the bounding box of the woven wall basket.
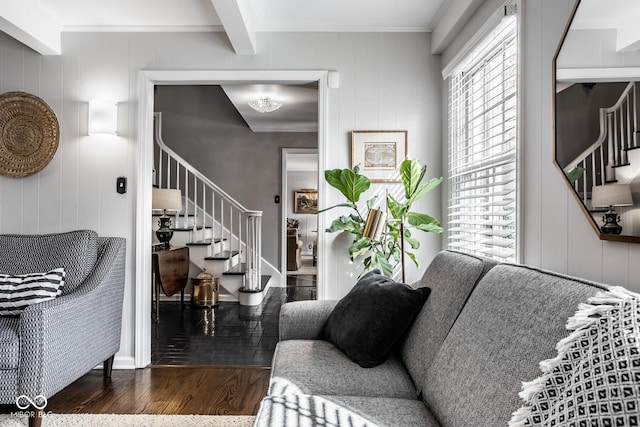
[0,91,60,178]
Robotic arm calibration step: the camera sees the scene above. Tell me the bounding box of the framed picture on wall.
[351,130,408,182]
[294,190,318,214]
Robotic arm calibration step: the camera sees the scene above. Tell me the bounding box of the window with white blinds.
[447,9,518,262]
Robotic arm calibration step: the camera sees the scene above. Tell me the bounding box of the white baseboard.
[113,356,136,369]
[93,355,136,370]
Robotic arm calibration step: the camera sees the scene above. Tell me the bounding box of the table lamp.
[591,184,633,234]
[152,188,182,248]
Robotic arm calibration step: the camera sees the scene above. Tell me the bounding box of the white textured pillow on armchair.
[0,268,65,315]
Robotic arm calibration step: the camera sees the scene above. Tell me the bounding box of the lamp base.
[156,215,174,249]
[600,211,622,234]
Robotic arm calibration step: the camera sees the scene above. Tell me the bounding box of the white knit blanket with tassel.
[509,286,640,427]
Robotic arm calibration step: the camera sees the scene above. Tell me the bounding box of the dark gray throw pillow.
[321,269,431,368]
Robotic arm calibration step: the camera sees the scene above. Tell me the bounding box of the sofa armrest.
[18,237,126,398]
[279,300,338,341]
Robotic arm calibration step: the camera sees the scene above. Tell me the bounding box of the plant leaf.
[326,216,362,234]
[405,236,420,250]
[407,177,443,206]
[566,166,585,184]
[406,251,419,268]
[400,159,427,199]
[349,236,372,260]
[369,252,394,277]
[314,202,354,214]
[414,223,444,233]
[407,212,443,234]
[325,168,370,203]
[366,196,379,209]
[386,194,407,219]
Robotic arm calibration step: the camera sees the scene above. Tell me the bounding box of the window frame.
[444,2,522,263]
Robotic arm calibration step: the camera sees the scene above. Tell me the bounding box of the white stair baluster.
[154,112,264,303]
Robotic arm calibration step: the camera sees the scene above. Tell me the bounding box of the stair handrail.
[154,111,263,292]
[154,112,256,215]
[564,81,635,172]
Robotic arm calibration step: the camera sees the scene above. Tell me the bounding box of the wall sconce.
[88,99,118,135]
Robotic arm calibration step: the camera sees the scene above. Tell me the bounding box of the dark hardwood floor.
[45,366,270,415]
[0,272,317,418]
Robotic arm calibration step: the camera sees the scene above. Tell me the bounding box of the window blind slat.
[447,11,518,263]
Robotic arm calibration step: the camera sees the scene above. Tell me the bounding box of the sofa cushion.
[0,230,98,296]
[400,250,497,396]
[0,316,20,369]
[0,268,65,315]
[255,395,441,427]
[322,269,430,368]
[269,340,417,399]
[422,264,607,427]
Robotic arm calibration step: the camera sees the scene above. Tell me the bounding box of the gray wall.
[555,82,627,168]
[443,0,640,293]
[0,29,442,364]
[154,85,317,266]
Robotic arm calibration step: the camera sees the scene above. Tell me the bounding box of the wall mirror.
[554,0,640,242]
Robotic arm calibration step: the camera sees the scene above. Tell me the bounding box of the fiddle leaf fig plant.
[318,159,443,278]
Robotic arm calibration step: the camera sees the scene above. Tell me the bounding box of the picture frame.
[294,190,318,214]
[351,130,408,182]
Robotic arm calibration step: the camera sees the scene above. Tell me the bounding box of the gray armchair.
[0,230,126,427]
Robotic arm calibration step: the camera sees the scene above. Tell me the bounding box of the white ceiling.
[0,0,451,131]
[571,0,640,30]
[29,0,444,32]
[0,0,479,131]
[571,0,640,51]
[221,83,318,133]
[32,0,222,29]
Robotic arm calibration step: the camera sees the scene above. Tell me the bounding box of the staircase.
[153,112,269,306]
[565,82,640,207]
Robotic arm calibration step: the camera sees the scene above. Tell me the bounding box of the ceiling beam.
[0,0,61,55]
[210,0,256,55]
[430,0,484,54]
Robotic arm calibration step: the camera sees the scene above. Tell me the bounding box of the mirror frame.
[552,0,640,243]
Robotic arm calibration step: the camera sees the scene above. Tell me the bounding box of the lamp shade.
[152,188,182,211]
[591,184,633,207]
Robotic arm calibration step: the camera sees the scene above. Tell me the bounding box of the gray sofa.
[255,250,613,426]
[0,230,126,427]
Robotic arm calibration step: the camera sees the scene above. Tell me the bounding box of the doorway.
[136,70,329,368]
[282,149,319,300]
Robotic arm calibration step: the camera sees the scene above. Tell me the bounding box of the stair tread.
[223,263,246,275]
[186,238,225,246]
[612,163,631,168]
[623,145,640,151]
[204,250,239,261]
[172,226,212,231]
[152,213,195,217]
[239,275,270,293]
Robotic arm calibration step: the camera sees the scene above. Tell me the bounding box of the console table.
[151,246,189,322]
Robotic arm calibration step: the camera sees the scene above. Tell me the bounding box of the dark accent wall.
[555,82,628,168]
[155,85,318,267]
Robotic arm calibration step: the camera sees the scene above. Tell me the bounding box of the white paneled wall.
[523,0,640,293]
[441,0,640,295]
[0,30,442,365]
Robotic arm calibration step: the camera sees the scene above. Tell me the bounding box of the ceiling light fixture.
[248,97,283,113]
